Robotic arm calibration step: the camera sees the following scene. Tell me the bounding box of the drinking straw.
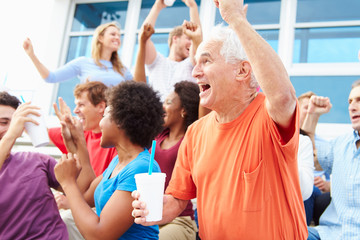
[148,140,156,175]
[3,73,7,86]
[20,95,26,103]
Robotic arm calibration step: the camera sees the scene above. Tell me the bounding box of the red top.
[153,129,194,219]
[48,127,117,176]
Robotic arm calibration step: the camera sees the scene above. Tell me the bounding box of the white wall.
[0,0,70,123]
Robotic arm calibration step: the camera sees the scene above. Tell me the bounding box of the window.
[293,26,360,63]
[294,0,360,64]
[215,0,281,52]
[215,0,281,25]
[56,1,128,112]
[296,0,360,23]
[292,76,358,123]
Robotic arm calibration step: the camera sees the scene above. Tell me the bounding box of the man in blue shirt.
[303,79,360,240]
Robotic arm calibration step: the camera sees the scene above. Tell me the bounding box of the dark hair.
[0,91,21,109]
[174,81,200,129]
[74,81,108,106]
[108,81,164,148]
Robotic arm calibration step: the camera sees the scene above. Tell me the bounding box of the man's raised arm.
[215,0,296,129]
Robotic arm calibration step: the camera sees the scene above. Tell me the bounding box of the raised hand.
[139,23,155,44]
[214,0,248,25]
[6,103,40,140]
[23,38,35,57]
[307,95,332,116]
[54,153,82,188]
[182,20,202,43]
[53,97,72,122]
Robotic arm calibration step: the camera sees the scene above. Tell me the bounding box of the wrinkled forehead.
[349,85,360,100]
[195,40,222,61]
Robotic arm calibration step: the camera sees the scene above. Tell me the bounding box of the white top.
[298,134,315,201]
[146,52,196,101]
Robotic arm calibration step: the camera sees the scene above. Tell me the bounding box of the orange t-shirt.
[166,93,307,240]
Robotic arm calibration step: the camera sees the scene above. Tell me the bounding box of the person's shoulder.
[187,111,215,134]
[12,151,55,163]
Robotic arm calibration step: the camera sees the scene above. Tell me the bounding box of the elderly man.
[132,0,307,239]
[303,80,360,240]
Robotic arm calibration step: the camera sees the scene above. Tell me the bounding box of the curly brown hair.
[107,81,164,148]
[174,81,200,129]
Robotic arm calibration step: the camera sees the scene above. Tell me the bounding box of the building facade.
[1,0,360,134]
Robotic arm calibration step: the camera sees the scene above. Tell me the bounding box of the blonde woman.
[23,22,132,86]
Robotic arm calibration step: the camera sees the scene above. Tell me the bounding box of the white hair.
[205,24,258,89]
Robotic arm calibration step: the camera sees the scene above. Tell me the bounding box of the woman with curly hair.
[54,81,164,239]
[23,22,132,86]
[152,80,200,240]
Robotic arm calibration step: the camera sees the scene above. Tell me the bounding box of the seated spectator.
[49,81,117,177]
[303,80,360,239]
[299,91,331,225]
[134,23,199,239]
[0,91,92,239]
[152,80,199,240]
[50,81,117,240]
[54,81,164,239]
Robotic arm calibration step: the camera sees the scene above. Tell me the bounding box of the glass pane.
[257,30,279,53]
[71,1,128,31]
[293,26,360,63]
[215,0,281,25]
[291,76,358,123]
[297,0,360,23]
[138,0,201,28]
[132,33,169,67]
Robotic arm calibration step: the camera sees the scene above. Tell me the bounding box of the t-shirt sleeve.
[146,52,162,73]
[165,132,196,200]
[265,99,300,161]
[42,154,60,189]
[115,155,161,193]
[123,67,133,81]
[45,57,84,83]
[48,127,68,154]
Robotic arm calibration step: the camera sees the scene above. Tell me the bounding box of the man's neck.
[215,91,258,124]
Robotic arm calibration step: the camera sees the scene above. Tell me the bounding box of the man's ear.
[235,60,252,82]
[96,101,106,114]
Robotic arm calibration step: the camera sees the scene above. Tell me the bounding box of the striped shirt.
[314,130,360,240]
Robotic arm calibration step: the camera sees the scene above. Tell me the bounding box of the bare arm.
[23,38,50,79]
[215,0,296,129]
[55,155,134,240]
[131,191,188,226]
[133,24,155,83]
[182,20,203,66]
[182,0,201,26]
[0,103,40,170]
[141,0,166,64]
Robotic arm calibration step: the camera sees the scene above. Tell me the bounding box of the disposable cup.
[24,110,49,147]
[135,173,166,222]
[164,0,175,7]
